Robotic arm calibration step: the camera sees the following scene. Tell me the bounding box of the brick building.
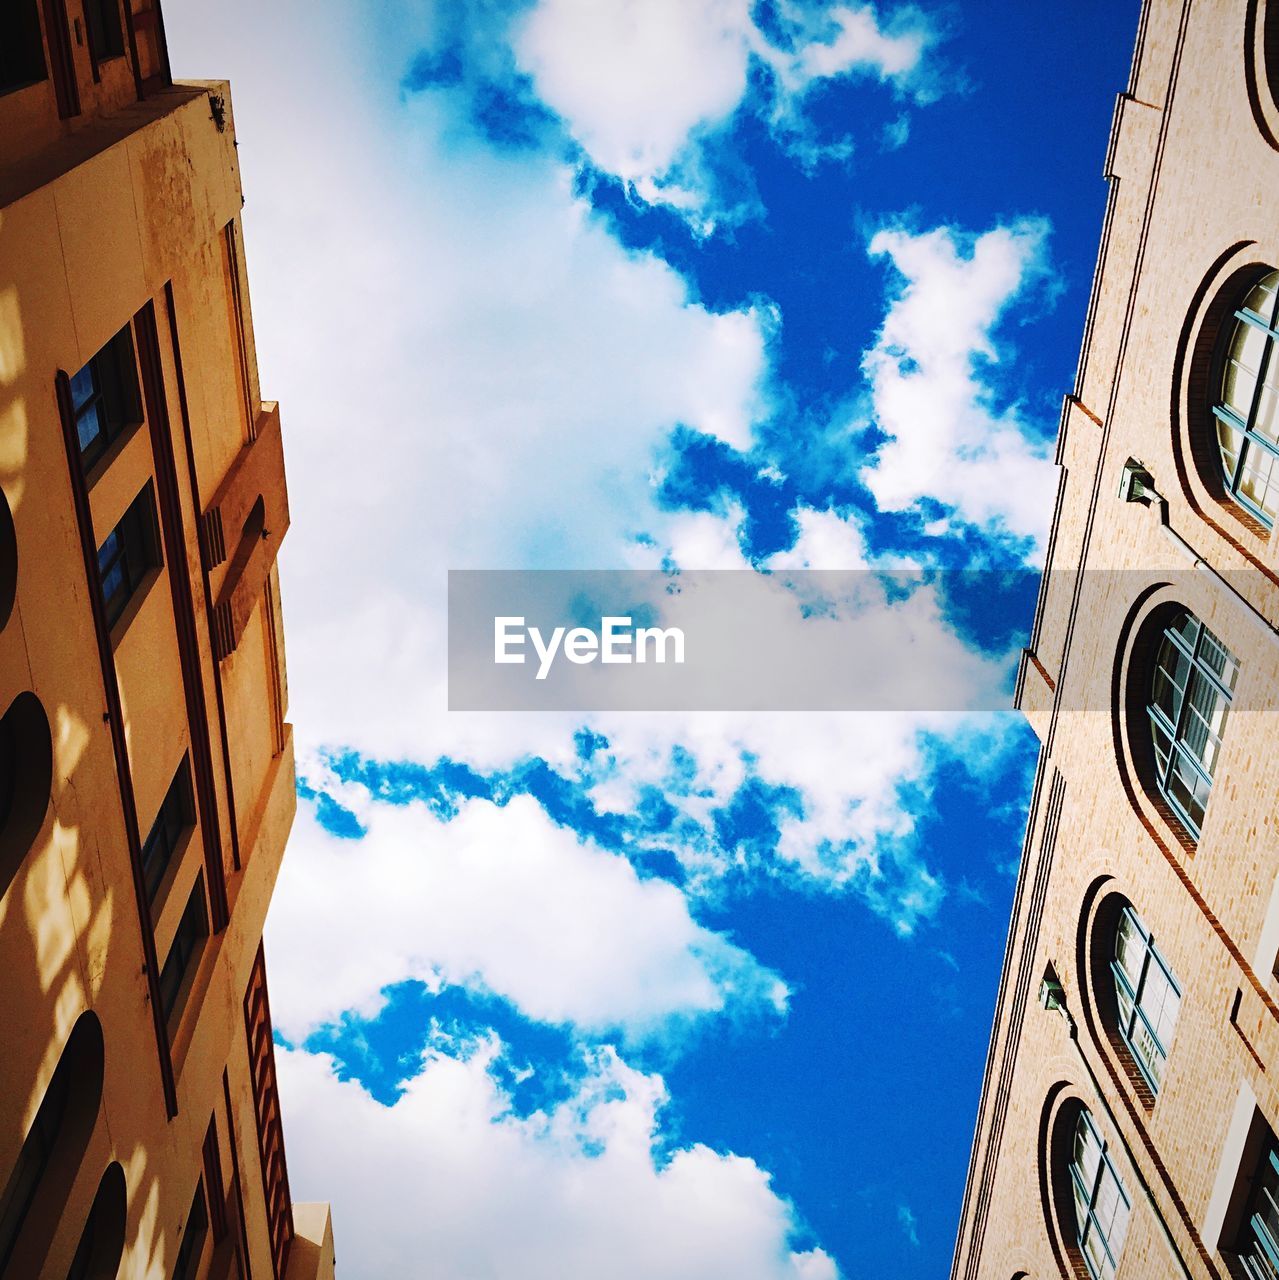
[950,0,1279,1277]
[0,3,333,1277]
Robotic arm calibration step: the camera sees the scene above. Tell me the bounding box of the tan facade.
[0,4,332,1279]
[951,1,1279,1278]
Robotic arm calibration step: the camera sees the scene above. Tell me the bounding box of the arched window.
[66,1163,126,1280]
[0,1012,104,1276]
[1112,906,1181,1093]
[1147,609,1238,839]
[0,484,15,631]
[0,690,54,903]
[1069,1110,1130,1280]
[1214,269,1279,525]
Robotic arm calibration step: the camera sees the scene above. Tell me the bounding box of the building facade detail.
[0,3,333,1277]
[952,1,1279,1277]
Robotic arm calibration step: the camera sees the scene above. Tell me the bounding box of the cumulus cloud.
[515,0,936,225]
[266,793,789,1042]
[278,1038,839,1280]
[859,221,1057,551]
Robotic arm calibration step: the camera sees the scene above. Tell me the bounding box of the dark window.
[0,1014,102,1277]
[1237,1141,1279,1278]
[66,1164,126,1280]
[172,1181,208,1280]
[1146,608,1238,839]
[1215,270,1279,526]
[0,709,16,834]
[158,876,208,1022]
[97,484,161,628]
[71,326,142,472]
[141,760,195,903]
[0,1061,70,1273]
[83,0,124,65]
[0,2,47,96]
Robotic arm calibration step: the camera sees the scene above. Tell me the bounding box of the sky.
[165,3,1142,1276]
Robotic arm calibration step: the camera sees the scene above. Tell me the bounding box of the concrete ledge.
[287,1203,336,1280]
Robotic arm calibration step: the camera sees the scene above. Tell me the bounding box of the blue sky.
[167,3,1141,1276]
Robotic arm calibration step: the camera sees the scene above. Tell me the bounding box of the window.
[1147,608,1238,839]
[1215,270,1279,526]
[83,0,125,65]
[141,760,195,903]
[172,1181,208,1280]
[0,1061,70,1273]
[1237,1141,1279,1278]
[158,875,208,1022]
[0,2,46,96]
[1112,906,1181,1093]
[71,326,142,472]
[66,1164,126,1280]
[0,1013,104,1276]
[97,484,161,628]
[0,691,54,904]
[1069,1110,1131,1280]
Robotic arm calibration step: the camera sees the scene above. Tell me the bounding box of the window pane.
[1149,612,1238,837]
[76,404,103,455]
[1245,273,1279,322]
[1240,446,1279,517]
[1115,913,1145,984]
[1198,626,1240,691]
[1256,373,1279,444]
[70,365,96,411]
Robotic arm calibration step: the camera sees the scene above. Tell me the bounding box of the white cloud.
[515,0,934,225]
[792,6,925,82]
[267,793,788,1041]
[277,1038,839,1280]
[516,0,756,187]
[858,221,1056,550]
[763,505,870,570]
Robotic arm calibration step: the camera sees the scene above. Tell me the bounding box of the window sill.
[83,417,144,491]
[107,564,162,652]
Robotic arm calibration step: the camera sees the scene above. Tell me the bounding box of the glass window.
[1069,1110,1131,1280]
[141,760,195,903]
[0,1015,103,1276]
[84,0,125,64]
[0,2,46,95]
[1111,906,1181,1092]
[66,1164,126,1280]
[0,1066,70,1273]
[1238,1143,1279,1279]
[97,484,161,628]
[72,326,141,472]
[1214,269,1279,526]
[158,876,208,1022]
[1146,609,1237,839]
[172,1180,208,1280]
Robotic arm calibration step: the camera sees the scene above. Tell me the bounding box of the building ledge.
[286,1203,336,1280]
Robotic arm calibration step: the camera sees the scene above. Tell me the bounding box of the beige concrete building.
[950,1,1279,1278]
[0,3,333,1278]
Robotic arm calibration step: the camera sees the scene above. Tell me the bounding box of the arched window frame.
[1068,1110,1131,1280]
[1111,906,1182,1095]
[1146,610,1238,840]
[1213,270,1279,527]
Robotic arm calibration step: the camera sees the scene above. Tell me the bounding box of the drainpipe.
[1117,458,1279,646]
[1039,976,1196,1279]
